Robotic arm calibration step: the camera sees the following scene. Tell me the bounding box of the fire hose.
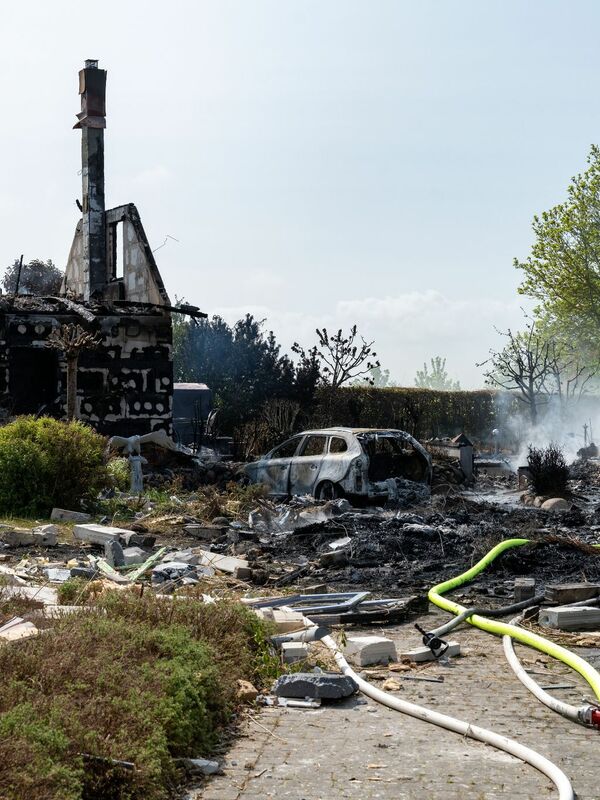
[428,537,600,705]
[314,536,600,798]
[319,629,575,799]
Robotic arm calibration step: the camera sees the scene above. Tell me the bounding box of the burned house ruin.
[0,60,203,436]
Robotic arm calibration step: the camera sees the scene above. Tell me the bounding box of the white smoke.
[502,395,600,469]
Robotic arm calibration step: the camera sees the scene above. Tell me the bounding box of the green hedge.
[308,386,522,443]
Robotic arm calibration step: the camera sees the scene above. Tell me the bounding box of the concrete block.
[343,636,398,666]
[73,524,127,546]
[119,531,156,549]
[233,566,253,581]
[546,583,600,605]
[51,508,91,523]
[273,672,358,699]
[32,524,59,544]
[271,608,306,633]
[539,605,600,631]
[197,549,250,575]
[104,540,125,567]
[70,566,98,579]
[514,577,536,603]
[44,568,71,582]
[2,528,57,547]
[281,641,309,663]
[401,641,461,663]
[122,546,147,565]
[184,524,226,540]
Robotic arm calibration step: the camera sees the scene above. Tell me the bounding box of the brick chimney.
[74,60,107,298]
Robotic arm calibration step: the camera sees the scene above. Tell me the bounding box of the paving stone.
[198,611,600,799]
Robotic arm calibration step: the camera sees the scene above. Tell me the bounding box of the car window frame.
[268,435,303,460]
[297,434,328,457]
[328,435,348,454]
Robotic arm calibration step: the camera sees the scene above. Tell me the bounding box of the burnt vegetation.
[527,443,570,497]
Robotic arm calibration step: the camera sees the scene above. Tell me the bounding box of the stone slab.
[545,583,600,605]
[401,640,461,662]
[73,524,128,546]
[51,508,91,523]
[273,672,357,700]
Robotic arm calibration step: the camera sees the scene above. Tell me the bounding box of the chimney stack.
[74,60,107,298]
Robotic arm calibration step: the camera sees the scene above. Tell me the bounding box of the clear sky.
[0,1,597,387]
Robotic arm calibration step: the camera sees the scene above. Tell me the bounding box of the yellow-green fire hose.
[428,537,600,702]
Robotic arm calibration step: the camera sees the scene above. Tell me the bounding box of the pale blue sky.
[0,1,597,386]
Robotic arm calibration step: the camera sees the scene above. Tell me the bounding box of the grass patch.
[0,592,277,800]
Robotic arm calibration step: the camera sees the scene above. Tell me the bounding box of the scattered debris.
[0,616,39,641]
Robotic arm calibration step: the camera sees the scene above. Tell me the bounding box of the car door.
[253,436,303,497]
[289,434,328,496]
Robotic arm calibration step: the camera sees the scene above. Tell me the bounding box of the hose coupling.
[579,706,600,728]
[415,623,449,659]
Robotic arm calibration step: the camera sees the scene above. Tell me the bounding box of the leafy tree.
[292,326,380,388]
[479,313,598,425]
[516,145,600,354]
[173,314,319,434]
[414,357,461,391]
[2,258,64,296]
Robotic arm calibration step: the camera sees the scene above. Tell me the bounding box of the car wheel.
[315,480,342,501]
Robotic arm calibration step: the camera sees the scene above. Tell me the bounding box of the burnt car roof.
[292,428,414,436]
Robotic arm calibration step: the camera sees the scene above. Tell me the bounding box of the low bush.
[0,593,275,800]
[527,443,569,496]
[107,456,130,492]
[0,416,108,514]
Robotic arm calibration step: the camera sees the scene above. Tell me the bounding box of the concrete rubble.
[273,672,358,700]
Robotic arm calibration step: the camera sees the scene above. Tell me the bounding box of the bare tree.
[46,324,102,420]
[293,325,380,388]
[546,341,598,409]
[478,321,554,425]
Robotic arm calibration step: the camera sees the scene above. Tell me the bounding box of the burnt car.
[243,427,432,501]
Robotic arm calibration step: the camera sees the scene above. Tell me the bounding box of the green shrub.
[0,596,276,800]
[0,416,108,514]
[107,457,130,492]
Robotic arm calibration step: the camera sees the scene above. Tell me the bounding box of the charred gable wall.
[0,304,173,437]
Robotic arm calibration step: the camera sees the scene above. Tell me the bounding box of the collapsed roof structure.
[0,60,204,435]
